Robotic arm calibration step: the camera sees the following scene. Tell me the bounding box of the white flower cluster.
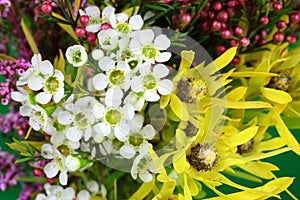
[14,5,173,186]
[36,181,106,200]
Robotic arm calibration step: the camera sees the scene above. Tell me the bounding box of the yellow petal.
[170,94,189,120]
[129,176,155,200]
[173,152,186,174]
[187,175,199,196]
[237,161,278,179]
[21,18,39,54]
[215,47,237,71]
[184,173,192,200]
[227,126,258,146]
[178,50,195,74]
[226,87,248,101]
[259,137,285,151]
[230,72,278,77]
[260,87,292,104]
[271,109,300,155]
[160,94,170,109]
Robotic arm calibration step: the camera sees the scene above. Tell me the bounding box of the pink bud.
[80,15,89,26]
[75,27,86,37]
[100,22,112,30]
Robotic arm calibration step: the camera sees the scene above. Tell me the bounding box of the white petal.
[109,14,117,28]
[122,104,135,120]
[139,63,151,75]
[31,54,42,68]
[54,69,64,81]
[12,91,26,102]
[98,57,115,71]
[86,24,101,33]
[142,125,156,140]
[58,111,73,125]
[119,37,129,50]
[53,88,64,103]
[87,180,99,193]
[105,88,123,107]
[157,79,173,95]
[44,162,59,178]
[20,105,32,116]
[116,13,128,23]
[129,39,142,53]
[93,73,108,90]
[66,155,80,172]
[102,6,115,18]
[154,34,171,50]
[139,30,154,44]
[139,171,152,182]
[144,90,160,102]
[115,123,130,141]
[129,15,144,30]
[94,123,111,136]
[59,171,68,186]
[77,190,90,200]
[84,126,92,141]
[116,61,130,73]
[153,64,169,78]
[128,114,144,131]
[156,52,171,62]
[120,145,136,159]
[28,75,44,91]
[39,60,54,76]
[85,6,100,18]
[66,127,82,142]
[41,144,54,159]
[92,49,104,60]
[29,118,41,131]
[62,187,75,199]
[131,77,143,92]
[36,92,52,104]
[93,104,105,118]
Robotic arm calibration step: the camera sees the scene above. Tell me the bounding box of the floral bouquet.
[1,0,300,199]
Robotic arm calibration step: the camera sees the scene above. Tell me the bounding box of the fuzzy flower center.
[45,76,60,92]
[105,109,122,125]
[143,74,157,90]
[141,45,157,59]
[128,132,144,147]
[108,70,125,86]
[116,23,131,34]
[72,50,82,64]
[74,112,88,128]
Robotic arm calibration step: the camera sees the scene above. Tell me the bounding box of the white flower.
[124,91,145,111]
[131,63,173,102]
[130,29,171,63]
[17,54,42,86]
[58,97,97,142]
[20,104,48,131]
[109,12,144,35]
[65,45,88,67]
[41,144,69,186]
[35,183,75,200]
[119,115,155,159]
[131,153,158,182]
[97,29,119,50]
[93,103,135,141]
[93,61,131,92]
[77,190,90,200]
[11,87,29,104]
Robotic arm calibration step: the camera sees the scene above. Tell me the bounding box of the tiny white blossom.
[131,153,157,182]
[65,45,88,67]
[20,104,48,131]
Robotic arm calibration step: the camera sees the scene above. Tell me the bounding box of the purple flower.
[0,0,11,18]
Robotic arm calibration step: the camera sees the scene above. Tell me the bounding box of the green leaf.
[0,54,16,61]
[52,12,78,40]
[21,18,39,54]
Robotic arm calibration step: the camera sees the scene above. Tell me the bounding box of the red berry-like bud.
[75,27,86,37]
[273,32,284,43]
[227,0,236,8]
[220,29,232,39]
[162,0,171,3]
[202,22,210,32]
[200,11,207,19]
[216,45,227,54]
[276,20,286,29]
[17,129,25,138]
[217,11,228,22]
[100,22,112,30]
[33,168,44,177]
[286,34,297,44]
[221,22,227,29]
[208,11,215,19]
[211,21,221,31]
[232,56,240,65]
[239,36,250,46]
[80,15,89,26]
[289,13,300,24]
[260,16,269,24]
[254,34,260,42]
[87,33,96,43]
[41,2,52,14]
[234,26,243,36]
[34,7,42,15]
[227,8,235,17]
[213,2,222,11]
[230,40,237,47]
[273,1,282,11]
[46,178,55,184]
[182,13,192,24]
